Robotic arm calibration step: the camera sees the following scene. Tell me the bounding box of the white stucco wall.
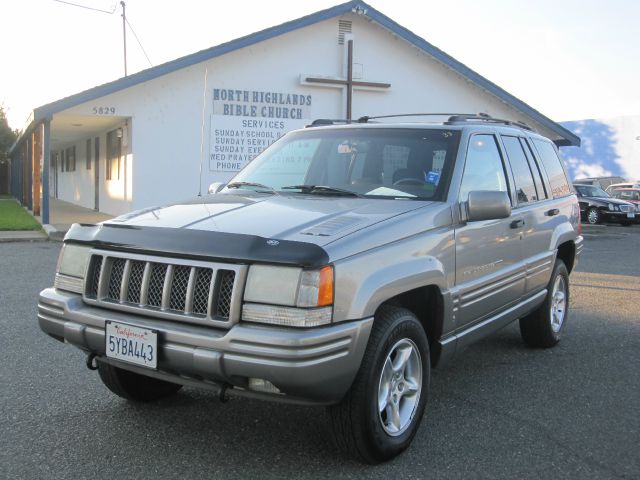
[53,121,132,216]
[55,139,94,210]
[56,12,564,214]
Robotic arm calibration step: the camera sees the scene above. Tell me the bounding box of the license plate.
[627,213,635,218]
[106,322,157,369]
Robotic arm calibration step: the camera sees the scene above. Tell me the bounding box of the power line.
[52,0,116,14]
[125,18,153,67]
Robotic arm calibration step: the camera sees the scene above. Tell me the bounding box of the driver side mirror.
[208,182,226,194]
[466,191,511,221]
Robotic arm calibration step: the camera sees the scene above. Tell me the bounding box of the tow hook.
[86,353,98,371]
[219,383,230,403]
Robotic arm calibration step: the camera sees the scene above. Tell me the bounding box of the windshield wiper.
[226,182,278,194]
[282,185,364,198]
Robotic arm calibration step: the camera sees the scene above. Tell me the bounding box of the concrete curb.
[0,230,49,243]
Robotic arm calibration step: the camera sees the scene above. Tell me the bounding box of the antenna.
[197,66,209,197]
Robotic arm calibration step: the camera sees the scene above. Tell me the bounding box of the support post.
[32,128,42,216]
[26,138,32,210]
[346,39,353,121]
[42,121,50,225]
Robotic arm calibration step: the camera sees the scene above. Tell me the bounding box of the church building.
[8,0,579,224]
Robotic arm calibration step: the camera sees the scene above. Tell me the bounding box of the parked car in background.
[610,188,640,211]
[574,176,626,191]
[605,182,640,193]
[574,183,637,225]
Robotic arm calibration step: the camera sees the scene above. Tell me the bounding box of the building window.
[106,129,122,180]
[65,146,76,172]
[86,139,92,170]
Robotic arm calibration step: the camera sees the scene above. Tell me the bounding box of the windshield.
[227,128,461,200]
[575,185,609,198]
[611,190,640,201]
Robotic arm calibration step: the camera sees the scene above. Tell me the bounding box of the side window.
[501,136,538,205]
[532,139,571,198]
[520,138,547,200]
[459,134,509,202]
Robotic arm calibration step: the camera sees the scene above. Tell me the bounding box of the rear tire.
[519,259,569,348]
[328,306,430,463]
[97,361,182,402]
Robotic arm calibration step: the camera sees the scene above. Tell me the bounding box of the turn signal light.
[317,266,334,307]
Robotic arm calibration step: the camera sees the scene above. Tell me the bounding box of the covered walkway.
[37,197,112,234]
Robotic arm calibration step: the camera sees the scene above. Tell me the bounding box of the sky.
[1,0,639,131]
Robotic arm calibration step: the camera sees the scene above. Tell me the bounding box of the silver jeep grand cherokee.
[39,114,583,463]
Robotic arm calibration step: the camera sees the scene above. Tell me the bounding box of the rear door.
[454,133,525,328]
[501,135,555,294]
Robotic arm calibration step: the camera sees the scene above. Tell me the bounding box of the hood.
[106,192,432,247]
[582,196,634,206]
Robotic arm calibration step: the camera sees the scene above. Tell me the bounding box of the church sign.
[210,88,311,172]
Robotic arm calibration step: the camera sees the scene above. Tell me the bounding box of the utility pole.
[121,1,127,76]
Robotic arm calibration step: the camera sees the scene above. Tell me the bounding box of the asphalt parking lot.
[2,225,639,479]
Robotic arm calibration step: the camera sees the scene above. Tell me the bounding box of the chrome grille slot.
[192,268,213,316]
[169,265,191,311]
[214,270,235,320]
[86,255,103,298]
[107,259,126,301]
[126,260,146,304]
[147,263,167,308]
[83,251,245,328]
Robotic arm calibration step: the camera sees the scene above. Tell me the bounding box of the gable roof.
[15,0,580,150]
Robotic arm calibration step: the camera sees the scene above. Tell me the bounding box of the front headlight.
[54,244,92,293]
[607,203,614,211]
[243,264,334,327]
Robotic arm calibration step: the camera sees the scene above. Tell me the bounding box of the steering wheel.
[392,178,424,186]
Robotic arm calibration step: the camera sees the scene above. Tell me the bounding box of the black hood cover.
[64,223,329,268]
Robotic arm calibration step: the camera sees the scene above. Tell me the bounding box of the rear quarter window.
[532,139,572,198]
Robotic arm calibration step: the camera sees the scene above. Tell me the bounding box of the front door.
[454,134,525,329]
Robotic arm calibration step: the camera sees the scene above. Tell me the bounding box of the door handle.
[545,208,560,216]
[510,219,525,229]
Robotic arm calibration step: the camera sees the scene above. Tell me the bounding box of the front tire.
[328,306,430,463]
[586,207,601,224]
[97,361,182,402]
[519,259,570,348]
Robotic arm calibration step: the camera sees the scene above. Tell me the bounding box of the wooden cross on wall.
[304,39,391,120]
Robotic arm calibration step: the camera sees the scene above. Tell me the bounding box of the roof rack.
[307,113,535,132]
[356,113,479,123]
[307,119,354,127]
[445,114,535,132]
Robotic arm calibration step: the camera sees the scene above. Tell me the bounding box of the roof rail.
[356,113,478,123]
[446,114,535,132]
[306,119,353,127]
[307,113,536,132]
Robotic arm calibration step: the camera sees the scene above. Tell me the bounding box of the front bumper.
[38,288,373,405]
[603,210,638,223]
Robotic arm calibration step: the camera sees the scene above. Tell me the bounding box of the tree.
[0,106,19,163]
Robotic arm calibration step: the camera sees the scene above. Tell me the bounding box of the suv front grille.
[85,252,243,325]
